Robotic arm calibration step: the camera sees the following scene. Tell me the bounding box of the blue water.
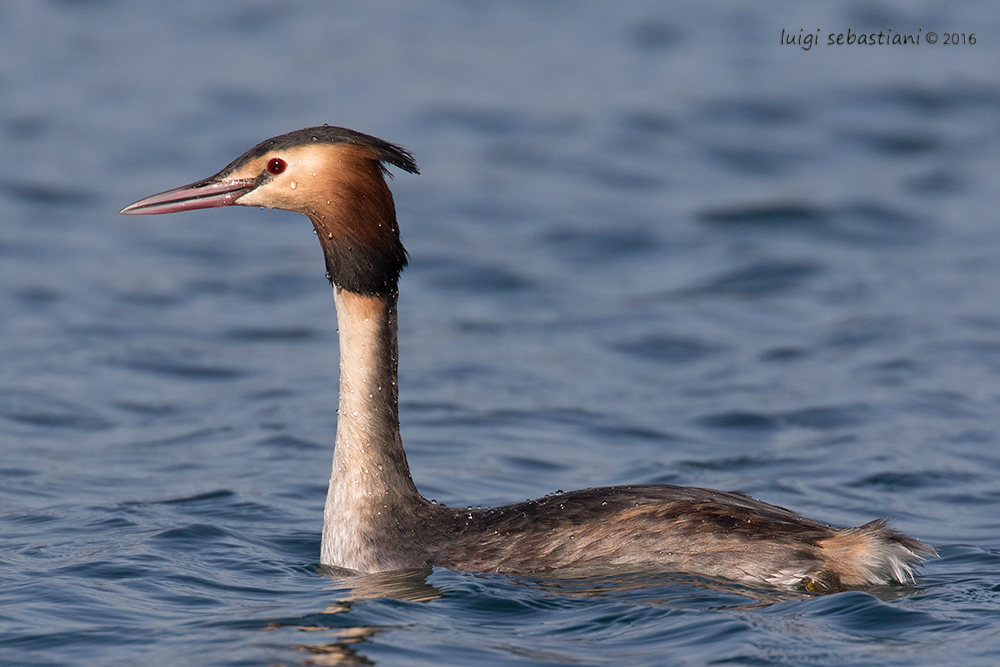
[3,1,1000,665]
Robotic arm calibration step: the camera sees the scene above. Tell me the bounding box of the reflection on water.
[275,569,441,666]
[292,626,379,667]
[285,566,934,665]
[319,567,444,603]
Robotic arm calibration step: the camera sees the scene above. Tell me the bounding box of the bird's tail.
[812,518,935,590]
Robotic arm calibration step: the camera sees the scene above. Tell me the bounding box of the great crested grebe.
[122,126,934,591]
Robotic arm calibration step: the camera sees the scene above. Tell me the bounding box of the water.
[2,1,1000,664]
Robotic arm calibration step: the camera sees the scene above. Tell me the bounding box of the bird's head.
[121,126,419,296]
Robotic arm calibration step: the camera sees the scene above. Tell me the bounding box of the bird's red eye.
[267,158,287,175]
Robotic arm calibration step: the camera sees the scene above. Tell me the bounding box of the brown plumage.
[121,125,935,592]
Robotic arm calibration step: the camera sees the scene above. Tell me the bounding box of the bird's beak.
[120,175,258,215]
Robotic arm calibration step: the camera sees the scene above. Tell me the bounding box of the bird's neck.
[322,287,423,568]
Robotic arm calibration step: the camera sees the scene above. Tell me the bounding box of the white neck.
[320,287,423,569]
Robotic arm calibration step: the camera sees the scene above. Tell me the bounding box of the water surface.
[2,1,1000,665]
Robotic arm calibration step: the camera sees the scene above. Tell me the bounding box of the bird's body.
[122,125,934,592]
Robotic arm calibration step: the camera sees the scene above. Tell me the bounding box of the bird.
[121,125,934,592]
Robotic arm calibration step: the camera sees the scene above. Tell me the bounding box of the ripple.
[677,455,776,472]
[543,227,661,264]
[696,405,869,431]
[857,356,923,387]
[823,316,902,350]
[701,97,804,125]
[417,257,533,293]
[579,164,664,191]
[856,131,941,156]
[690,261,820,297]
[862,83,1000,116]
[825,202,930,245]
[157,490,236,505]
[501,455,571,473]
[423,107,580,137]
[0,389,114,431]
[699,201,929,245]
[1,181,95,206]
[929,340,1000,371]
[618,110,675,136]
[906,170,964,195]
[706,146,801,175]
[222,326,317,341]
[699,203,823,228]
[257,434,322,451]
[695,411,781,431]
[798,591,952,637]
[612,334,724,363]
[150,524,231,543]
[236,272,313,303]
[849,471,978,491]
[107,351,248,380]
[55,560,155,581]
[759,346,809,362]
[14,286,62,306]
[780,405,869,429]
[111,400,181,416]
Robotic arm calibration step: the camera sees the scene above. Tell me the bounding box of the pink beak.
[120,176,257,215]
